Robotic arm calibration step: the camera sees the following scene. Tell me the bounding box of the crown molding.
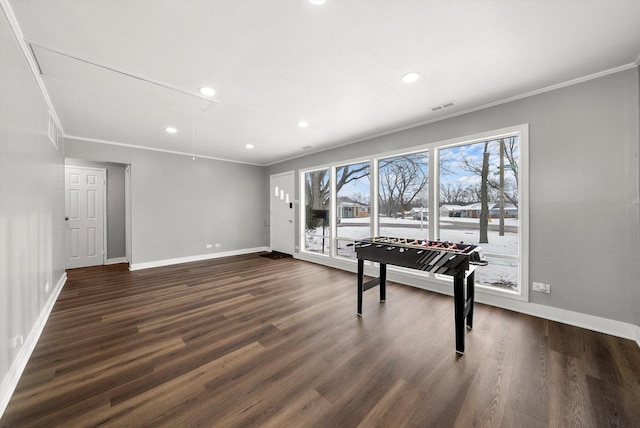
[64,134,263,167]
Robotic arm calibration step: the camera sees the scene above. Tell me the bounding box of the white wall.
[63,140,270,267]
[0,7,66,415]
[267,68,640,327]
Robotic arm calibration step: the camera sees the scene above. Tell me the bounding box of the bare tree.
[305,163,370,230]
[467,183,499,203]
[479,143,489,243]
[350,192,369,205]
[462,137,519,207]
[304,171,328,232]
[502,136,519,200]
[336,163,369,194]
[460,137,519,243]
[440,182,473,204]
[378,153,428,218]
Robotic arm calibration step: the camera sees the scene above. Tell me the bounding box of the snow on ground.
[306,216,520,290]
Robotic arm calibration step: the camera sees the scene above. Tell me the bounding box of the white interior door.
[270,171,295,255]
[65,166,106,269]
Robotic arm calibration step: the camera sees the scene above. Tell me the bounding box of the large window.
[300,125,527,299]
[378,152,429,239]
[439,136,520,290]
[336,161,371,259]
[303,169,330,254]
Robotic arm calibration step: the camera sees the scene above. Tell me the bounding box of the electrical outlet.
[206,244,212,249]
[533,282,551,293]
[215,243,221,248]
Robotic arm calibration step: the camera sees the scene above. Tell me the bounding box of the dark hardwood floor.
[2,253,639,427]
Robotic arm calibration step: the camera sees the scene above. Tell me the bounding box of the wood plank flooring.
[2,253,639,427]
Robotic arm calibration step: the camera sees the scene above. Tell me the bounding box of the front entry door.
[65,166,106,269]
[270,171,295,255]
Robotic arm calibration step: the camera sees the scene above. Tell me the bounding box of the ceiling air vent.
[431,101,456,112]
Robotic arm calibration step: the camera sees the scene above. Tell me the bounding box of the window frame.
[334,159,373,260]
[298,124,529,302]
[300,166,333,257]
[377,149,430,240]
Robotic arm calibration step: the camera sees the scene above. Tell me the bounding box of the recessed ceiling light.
[199,87,215,97]
[165,127,177,134]
[401,72,420,83]
[245,144,254,149]
[309,0,326,5]
[298,121,309,128]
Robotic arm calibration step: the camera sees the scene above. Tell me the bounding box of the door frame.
[64,161,132,268]
[270,171,295,254]
[125,164,132,266]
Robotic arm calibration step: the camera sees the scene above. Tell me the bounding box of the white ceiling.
[6,0,640,165]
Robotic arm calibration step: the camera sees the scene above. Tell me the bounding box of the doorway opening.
[64,159,131,269]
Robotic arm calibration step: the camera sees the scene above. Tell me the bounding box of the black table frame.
[357,259,475,354]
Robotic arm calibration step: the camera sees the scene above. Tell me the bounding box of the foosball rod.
[353,239,472,253]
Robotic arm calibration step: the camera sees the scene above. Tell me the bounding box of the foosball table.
[353,237,488,354]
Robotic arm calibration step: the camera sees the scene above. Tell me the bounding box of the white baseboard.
[294,252,640,347]
[129,246,270,271]
[105,257,128,265]
[476,293,640,344]
[0,272,67,419]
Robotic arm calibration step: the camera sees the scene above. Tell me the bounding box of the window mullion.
[430,147,439,240]
[372,158,379,237]
[330,166,337,257]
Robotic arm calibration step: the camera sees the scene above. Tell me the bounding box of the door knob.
[65,216,69,221]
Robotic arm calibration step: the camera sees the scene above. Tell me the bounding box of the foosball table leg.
[466,270,475,331]
[379,263,386,303]
[357,259,364,316]
[454,274,465,354]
